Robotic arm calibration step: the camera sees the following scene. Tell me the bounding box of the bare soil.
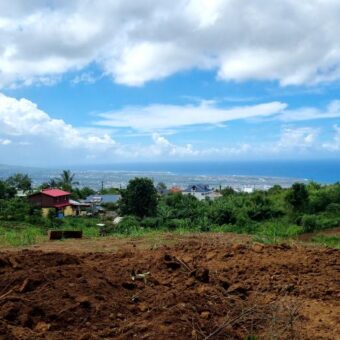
[0,234,339,339]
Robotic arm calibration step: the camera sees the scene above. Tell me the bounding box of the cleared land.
[0,234,339,339]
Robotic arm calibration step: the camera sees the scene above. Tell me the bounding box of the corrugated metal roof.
[85,194,121,204]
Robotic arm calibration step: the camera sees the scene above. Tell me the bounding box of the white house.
[182,184,219,201]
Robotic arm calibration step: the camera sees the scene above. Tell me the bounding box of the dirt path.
[0,235,339,339]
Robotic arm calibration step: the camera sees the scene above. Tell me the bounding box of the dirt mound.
[0,239,339,339]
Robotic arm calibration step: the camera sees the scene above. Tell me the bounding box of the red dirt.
[0,236,339,339]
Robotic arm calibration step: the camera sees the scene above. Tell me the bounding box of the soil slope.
[0,237,339,339]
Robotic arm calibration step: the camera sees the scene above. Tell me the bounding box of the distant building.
[16,190,28,198]
[183,184,214,201]
[28,188,76,217]
[169,186,182,194]
[156,184,169,196]
[84,194,121,204]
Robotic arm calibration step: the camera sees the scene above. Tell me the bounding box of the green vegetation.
[0,172,339,248]
[0,226,44,247]
[120,177,158,218]
[114,179,340,246]
[311,235,340,249]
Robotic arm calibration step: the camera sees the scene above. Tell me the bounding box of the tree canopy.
[6,173,32,192]
[120,177,158,218]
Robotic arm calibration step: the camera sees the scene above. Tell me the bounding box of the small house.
[182,184,214,201]
[28,188,74,217]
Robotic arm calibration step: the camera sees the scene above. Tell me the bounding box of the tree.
[6,173,32,192]
[70,186,96,200]
[0,180,16,199]
[221,186,235,197]
[120,177,158,218]
[285,183,309,213]
[58,170,79,192]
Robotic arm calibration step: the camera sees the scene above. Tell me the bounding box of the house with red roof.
[28,188,76,217]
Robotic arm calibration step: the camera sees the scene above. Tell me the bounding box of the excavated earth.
[0,236,339,339]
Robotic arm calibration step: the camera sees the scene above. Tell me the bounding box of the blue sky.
[0,1,340,166]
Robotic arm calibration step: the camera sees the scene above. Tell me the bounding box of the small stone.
[252,243,264,252]
[197,285,209,294]
[201,311,210,319]
[34,321,50,332]
[231,243,245,251]
[206,251,216,261]
[138,303,148,312]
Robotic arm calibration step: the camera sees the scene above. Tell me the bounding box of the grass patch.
[0,226,45,247]
[311,235,340,249]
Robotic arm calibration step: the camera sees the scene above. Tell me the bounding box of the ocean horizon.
[1,160,339,190]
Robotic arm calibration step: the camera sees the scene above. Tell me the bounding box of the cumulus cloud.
[1,1,340,87]
[0,93,116,150]
[96,101,287,131]
[274,127,319,152]
[0,138,11,145]
[323,125,340,151]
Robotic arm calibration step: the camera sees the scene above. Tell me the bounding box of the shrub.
[164,218,190,230]
[141,217,161,229]
[326,203,340,213]
[208,199,236,225]
[116,216,140,235]
[301,214,317,233]
[285,183,309,213]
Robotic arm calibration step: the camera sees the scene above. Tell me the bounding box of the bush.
[116,216,140,235]
[164,218,191,230]
[208,199,236,225]
[301,215,318,233]
[141,217,161,229]
[0,198,30,221]
[326,203,340,213]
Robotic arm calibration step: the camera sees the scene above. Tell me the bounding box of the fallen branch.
[203,306,256,340]
[0,289,13,300]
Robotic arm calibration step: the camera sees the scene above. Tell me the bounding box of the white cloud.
[150,133,198,157]
[1,1,340,87]
[96,101,287,131]
[0,93,116,150]
[322,125,340,151]
[0,138,11,145]
[71,72,101,85]
[273,127,319,152]
[279,100,340,122]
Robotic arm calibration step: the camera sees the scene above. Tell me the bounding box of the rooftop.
[40,188,71,197]
[85,194,121,204]
[183,184,212,193]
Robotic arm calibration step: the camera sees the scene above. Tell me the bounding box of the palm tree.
[59,170,79,192]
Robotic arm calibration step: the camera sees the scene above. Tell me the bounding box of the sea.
[0,160,339,191]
